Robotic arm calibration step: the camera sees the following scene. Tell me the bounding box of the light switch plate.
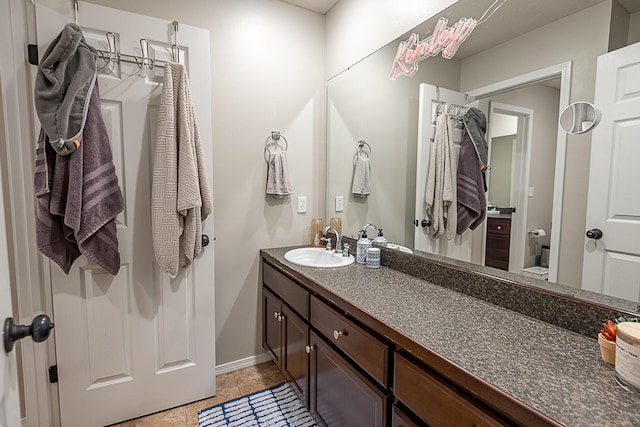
[297,196,307,213]
[528,187,535,197]
[335,196,344,212]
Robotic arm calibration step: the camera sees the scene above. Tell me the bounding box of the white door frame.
[2,0,60,425]
[467,61,572,283]
[484,102,534,274]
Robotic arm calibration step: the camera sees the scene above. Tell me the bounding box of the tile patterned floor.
[108,361,285,427]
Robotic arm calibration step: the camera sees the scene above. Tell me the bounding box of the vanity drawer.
[394,353,508,427]
[263,262,309,319]
[487,217,511,236]
[310,295,390,387]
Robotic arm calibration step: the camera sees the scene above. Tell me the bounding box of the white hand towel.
[351,155,371,196]
[266,151,294,196]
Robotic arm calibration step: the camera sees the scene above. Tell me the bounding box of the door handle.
[3,314,54,353]
[586,229,603,240]
[202,234,210,247]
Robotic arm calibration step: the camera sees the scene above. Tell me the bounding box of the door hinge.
[48,365,58,383]
[27,44,39,66]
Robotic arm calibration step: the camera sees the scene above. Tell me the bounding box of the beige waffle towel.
[152,63,213,278]
[425,113,457,240]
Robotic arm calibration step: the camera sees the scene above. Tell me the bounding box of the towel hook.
[105,32,118,66]
[171,21,180,63]
[73,0,78,24]
[139,38,153,70]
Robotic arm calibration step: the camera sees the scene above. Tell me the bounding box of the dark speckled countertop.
[262,247,640,427]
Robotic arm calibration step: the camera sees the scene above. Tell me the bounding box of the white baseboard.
[215,352,272,376]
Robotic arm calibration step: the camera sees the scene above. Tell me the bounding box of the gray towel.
[351,155,371,196]
[456,129,486,234]
[34,23,97,156]
[152,63,213,278]
[266,151,294,196]
[463,107,489,171]
[34,82,124,275]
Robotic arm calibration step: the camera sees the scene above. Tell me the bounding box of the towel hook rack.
[264,130,289,162]
[95,31,175,70]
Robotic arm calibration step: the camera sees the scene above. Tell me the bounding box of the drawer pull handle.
[497,225,502,230]
[305,345,314,354]
[333,329,345,340]
[274,312,283,322]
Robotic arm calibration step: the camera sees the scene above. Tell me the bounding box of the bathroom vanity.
[485,215,511,271]
[261,246,640,427]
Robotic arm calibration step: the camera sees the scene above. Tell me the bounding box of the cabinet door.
[485,217,511,270]
[392,404,427,427]
[309,331,387,427]
[263,287,282,367]
[282,304,309,406]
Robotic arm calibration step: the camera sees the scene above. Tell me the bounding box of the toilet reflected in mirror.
[559,102,601,134]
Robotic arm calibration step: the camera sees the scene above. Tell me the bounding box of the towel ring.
[353,139,371,164]
[264,131,289,162]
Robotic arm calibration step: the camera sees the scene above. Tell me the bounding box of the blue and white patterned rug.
[198,382,317,427]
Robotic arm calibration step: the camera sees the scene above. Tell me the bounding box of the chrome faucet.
[362,223,378,237]
[322,226,342,253]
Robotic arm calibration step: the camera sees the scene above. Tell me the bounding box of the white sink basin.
[284,247,354,268]
[386,244,413,254]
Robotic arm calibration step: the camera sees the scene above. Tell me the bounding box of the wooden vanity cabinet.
[485,216,511,271]
[262,259,390,426]
[261,255,539,427]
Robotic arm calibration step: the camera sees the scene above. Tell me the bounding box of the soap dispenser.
[356,230,372,264]
[372,229,388,247]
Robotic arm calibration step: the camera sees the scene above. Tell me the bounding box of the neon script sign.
[390,16,475,79]
[390,0,507,80]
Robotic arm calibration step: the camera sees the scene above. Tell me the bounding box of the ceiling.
[280,0,339,14]
[619,0,640,13]
[281,0,640,21]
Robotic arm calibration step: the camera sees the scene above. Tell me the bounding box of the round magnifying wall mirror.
[559,101,601,134]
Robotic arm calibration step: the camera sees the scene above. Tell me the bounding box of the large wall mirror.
[326,0,640,312]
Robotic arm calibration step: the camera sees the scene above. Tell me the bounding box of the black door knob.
[3,314,54,353]
[586,228,603,240]
[421,218,432,228]
[202,234,210,247]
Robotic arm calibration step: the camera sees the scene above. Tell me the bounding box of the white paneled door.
[0,151,19,427]
[34,2,215,426]
[414,83,479,262]
[582,42,640,301]
[2,1,26,424]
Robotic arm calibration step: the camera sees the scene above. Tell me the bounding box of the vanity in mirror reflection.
[326,0,640,309]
